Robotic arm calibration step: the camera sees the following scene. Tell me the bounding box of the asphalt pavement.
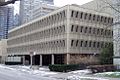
[0,67,59,80]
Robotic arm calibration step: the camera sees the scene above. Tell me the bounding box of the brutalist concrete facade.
[7,5,113,65]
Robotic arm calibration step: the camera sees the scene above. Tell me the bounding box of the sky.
[14,0,93,14]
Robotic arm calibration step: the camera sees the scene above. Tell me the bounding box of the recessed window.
[76,26,78,32]
[80,41,83,47]
[101,29,104,35]
[76,11,79,18]
[89,41,92,47]
[101,16,103,22]
[93,42,96,47]
[97,29,100,35]
[93,15,96,21]
[104,17,107,23]
[97,42,100,48]
[84,27,88,33]
[84,13,87,20]
[71,40,74,46]
[76,40,79,47]
[71,10,74,17]
[89,27,92,34]
[80,26,83,32]
[84,41,88,47]
[89,14,92,20]
[71,25,74,32]
[97,15,100,21]
[80,12,83,19]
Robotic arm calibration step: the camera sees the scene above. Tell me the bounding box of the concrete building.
[32,3,57,20]
[7,5,113,65]
[82,0,120,65]
[0,39,7,63]
[0,6,14,39]
[112,0,120,65]
[81,0,113,16]
[19,0,54,24]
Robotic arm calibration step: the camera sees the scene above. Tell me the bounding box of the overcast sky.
[14,0,93,14]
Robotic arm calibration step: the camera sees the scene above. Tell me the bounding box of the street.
[0,66,58,80]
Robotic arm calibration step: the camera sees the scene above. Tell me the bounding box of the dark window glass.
[84,41,88,47]
[80,41,83,47]
[89,14,92,20]
[71,25,74,32]
[84,13,87,20]
[80,26,83,32]
[80,12,83,19]
[71,40,74,46]
[76,11,79,18]
[71,10,74,17]
[76,40,79,46]
[84,27,88,33]
[76,26,78,32]
[93,42,96,47]
[93,15,96,21]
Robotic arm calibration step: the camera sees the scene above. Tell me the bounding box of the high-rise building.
[13,13,19,28]
[0,0,5,2]
[19,0,55,24]
[0,6,14,39]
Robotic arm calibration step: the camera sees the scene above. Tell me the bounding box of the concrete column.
[22,56,25,65]
[52,54,54,65]
[67,53,70,65]
[40,55,42,66]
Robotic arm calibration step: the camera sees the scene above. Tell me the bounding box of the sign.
[30,52,36,56]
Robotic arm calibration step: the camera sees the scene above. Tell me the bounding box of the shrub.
[49,64,86,72]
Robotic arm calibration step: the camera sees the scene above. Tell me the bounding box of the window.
[104,17,107,23]
[89,27,92,34]
[97,42,100,48]
[71,40,74,46]
[97,15,100,21]
[71,10,74,17]
[71,25,74,32]
[89,14,92,20]
[84,41,88,47]
[97,29,100,35]
[80,26,83,32]
[101,29,104,35]
[76,26,78,32]
[93,42,96,47]
[80,12,83,19]
[89,41,92,47]
[93,28,95,34]
[76,11,79,18]
[76,40,79,46]
[93,15,96,21]
[101,42,104,48]
[80,41,83,47]
[101,16,103,22]
[84,27,88,33]
[84,13,87,20]
[104,30,107,36]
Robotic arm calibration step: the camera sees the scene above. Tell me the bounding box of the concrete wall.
[0,39,7,63]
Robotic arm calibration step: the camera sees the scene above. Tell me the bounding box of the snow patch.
[69,69,92,75]
[66,75,109,80]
